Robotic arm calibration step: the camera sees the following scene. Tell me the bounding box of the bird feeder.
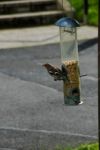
[43,17,82,105]
[55,17,81,105]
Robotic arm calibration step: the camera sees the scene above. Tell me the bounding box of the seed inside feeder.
[62,60,80,105]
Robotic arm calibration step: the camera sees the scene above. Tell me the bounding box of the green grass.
[68,0,98,26]
[55,143,99,150]
[32,143,99,150]
[74,143,99,150]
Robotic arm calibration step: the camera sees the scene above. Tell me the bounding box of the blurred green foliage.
[55,143,99,150]
[74,143,99,150]
[68,0,98,26]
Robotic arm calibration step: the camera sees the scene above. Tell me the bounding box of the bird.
[61,64,69,81]
[43,63,63,81]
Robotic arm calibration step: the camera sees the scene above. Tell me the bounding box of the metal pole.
[98,0,100,148]
[83,0,88,24]
[98,28,100,149]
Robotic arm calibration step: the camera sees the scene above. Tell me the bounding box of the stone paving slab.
[0,71,98,133]
[0,39,98,149]
[0,71,98,149]
[0,25,98,49]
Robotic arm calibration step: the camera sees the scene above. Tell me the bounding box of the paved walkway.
[0,25,98,49]
[0,42,98,150]
[0,25,98,149]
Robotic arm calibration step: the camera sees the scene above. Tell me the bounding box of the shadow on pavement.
[79,38,98,52]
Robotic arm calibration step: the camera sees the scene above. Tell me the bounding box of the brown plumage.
[43,63,63,80]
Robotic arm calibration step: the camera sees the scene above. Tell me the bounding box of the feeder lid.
[55,17,80,28]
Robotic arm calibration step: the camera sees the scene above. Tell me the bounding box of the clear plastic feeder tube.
[60,27,81,105]
[55,17,81,105]
[60,27,79,62]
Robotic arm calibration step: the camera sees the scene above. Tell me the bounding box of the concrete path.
[0,25,98,49]
[0,32,98,150]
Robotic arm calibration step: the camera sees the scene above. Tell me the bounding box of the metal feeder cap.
[55,17,80,28]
